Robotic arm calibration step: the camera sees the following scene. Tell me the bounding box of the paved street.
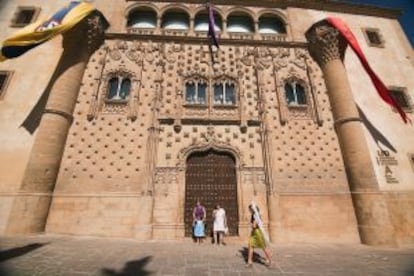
[0,234,413,275]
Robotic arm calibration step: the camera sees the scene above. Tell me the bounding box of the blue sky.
[344,0,414,47]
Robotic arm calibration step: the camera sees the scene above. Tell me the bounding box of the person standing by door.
[212,204,227,245]
[193,200,206,244]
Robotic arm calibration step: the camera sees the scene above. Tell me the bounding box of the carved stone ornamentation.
[154,167,179,196]
[177,142,245,168]
[292,48,307,70]
[109,45,122,61]
[240,47,255,67]
[305,21,347,67]
[254,47,273,70]
[85,13,108,55]
[144,41,160,64]
[241,167,265,195]
[62,12,107,56]
[162,43,184,64]
[271,48,290,70]
[126,41,145,64]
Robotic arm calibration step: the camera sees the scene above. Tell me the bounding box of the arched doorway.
[184,149,239,237]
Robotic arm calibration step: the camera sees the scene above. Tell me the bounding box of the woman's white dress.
[213,208,226,232]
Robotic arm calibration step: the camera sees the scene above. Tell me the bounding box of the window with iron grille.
[185,80,207,105]
[410,154,414,172]
[11,6,40,27]
[106,76,131,102]
[362,28,384,47]
[0,71,13,100]
[213,81,236,105]
[183,76,237,107]
[284,81,307,106]
[388,87,412,112]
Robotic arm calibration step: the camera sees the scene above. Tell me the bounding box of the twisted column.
[6,13,108,234]
[305,20,396,246]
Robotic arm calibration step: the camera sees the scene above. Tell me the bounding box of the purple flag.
[207,2,219,48]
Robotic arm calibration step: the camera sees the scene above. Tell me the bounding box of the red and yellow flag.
[0,1,96,62]
[326,16,410,124]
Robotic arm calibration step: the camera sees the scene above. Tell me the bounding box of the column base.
[352,192,398,247]
[6,194,52,235]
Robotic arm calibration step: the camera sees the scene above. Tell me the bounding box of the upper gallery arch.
[226,7,255,33]
[125,4,158,28]
[257,11,287,34]
[193,6,223,32]
[160,5,191,30]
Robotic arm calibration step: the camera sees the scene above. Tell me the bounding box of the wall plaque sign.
[376,150,399,184]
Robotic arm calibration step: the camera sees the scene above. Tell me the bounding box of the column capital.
[63,11,109,56]
[305,20,347,67]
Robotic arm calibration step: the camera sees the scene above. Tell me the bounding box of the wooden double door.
[184,149,239,237]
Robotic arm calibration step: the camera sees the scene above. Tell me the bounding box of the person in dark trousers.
[192,200,206,244]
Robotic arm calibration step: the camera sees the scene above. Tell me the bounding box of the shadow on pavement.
[101,256,153,276]
[404,261,414,276]
[239,247,266,265]
[0,243,47,263]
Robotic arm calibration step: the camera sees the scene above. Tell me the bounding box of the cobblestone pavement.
[0,234,413,276]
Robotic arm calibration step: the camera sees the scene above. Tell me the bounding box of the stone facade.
[0,0,413,246]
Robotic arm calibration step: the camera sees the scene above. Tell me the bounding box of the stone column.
[305,21,396,246]
[156,16,161,35]
[254,20,260,39]
[6,13,108,235]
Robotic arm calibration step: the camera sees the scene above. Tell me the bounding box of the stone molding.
[106,32,307,48]
[127,0,400,19]
[177,141,244,168]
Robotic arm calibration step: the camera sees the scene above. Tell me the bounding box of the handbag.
[224,226,229,235]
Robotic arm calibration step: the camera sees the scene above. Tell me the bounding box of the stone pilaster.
[6,13,108,235]
[305,20,396,246]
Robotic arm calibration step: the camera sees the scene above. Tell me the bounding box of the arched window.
[185,80,207,104]
[127,8,157,28]
[214,81,236,105]
[107,76,131,101]
[161,9,189,30]
[227,12,254,33]
[259,14,286,34]
[284,81,306,105]
[194,11,222,32]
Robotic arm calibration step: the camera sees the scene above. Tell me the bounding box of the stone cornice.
[105,32,308,48]
[126,0,401,19]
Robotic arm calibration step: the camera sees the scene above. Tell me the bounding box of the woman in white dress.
[212,204,227,245]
